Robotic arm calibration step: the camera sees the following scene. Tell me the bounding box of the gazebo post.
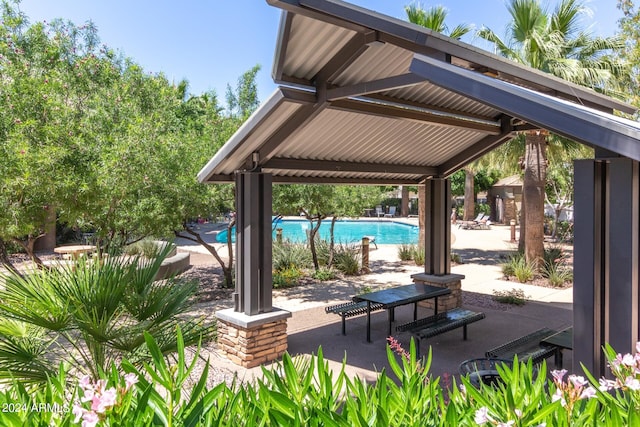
[574,158,640,377]
[215,170,291,368]
[412,178,465,312]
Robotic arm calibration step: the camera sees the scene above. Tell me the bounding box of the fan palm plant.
[0,243,214,384]
[477,0,626,266]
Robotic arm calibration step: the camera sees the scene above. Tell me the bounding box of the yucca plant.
[0,243,215,384]
[397,244,415,261]
[333,243,360,275]
[541,260,573,287]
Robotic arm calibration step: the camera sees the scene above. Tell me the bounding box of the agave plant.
[0,243,215,384]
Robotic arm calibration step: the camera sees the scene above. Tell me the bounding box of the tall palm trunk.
[463,168,475,220]
[521,131,547,268]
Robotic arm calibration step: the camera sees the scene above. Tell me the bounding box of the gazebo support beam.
[574,158,640,377]
[413,178,465,311]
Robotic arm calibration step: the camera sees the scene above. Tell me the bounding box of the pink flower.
[497,422,515,427]
[622,354,636,367]
[124,373,138,391]
[635,341,640,354]
[599,378,618,392]
[71,404,85,423]
[568,375,588,388]
[81,410,99,427]
[579,386,597,399]
[91,387,117,413]
[551,369,567,383]
[625,376,640,391]
[79,375,92,390]
[474,407,489,424]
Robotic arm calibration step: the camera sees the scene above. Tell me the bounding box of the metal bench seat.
[485,327,558,365]
[325,301,384,335]
[396,308,486,355]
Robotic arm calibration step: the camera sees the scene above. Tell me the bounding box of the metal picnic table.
[353,283,451,342]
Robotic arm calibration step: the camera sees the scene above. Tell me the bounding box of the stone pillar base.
[215,308,292,368]
[412,273,465,311]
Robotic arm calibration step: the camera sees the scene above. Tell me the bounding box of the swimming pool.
[216,219,419,245]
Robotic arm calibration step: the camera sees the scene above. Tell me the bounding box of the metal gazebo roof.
[198,0,638,185]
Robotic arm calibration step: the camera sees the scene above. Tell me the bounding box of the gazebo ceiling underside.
[198,0,638,185]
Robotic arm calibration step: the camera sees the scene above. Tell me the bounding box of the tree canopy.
[0,0,249,269]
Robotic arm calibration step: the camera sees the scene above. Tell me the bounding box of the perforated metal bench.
[485,327,558,365]
[325,301,384,335]
[396,308,486,355]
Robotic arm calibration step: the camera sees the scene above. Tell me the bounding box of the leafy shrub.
[541,260,573,287]
[273,266,303,288]
[450,252,461,264]
[413,246,425,266]
[272,240,311,271]
[502,253,536,283]
[492,287,528,305]
[313,237,331,266]
[124,239,169,258]
[333,243,360,275]
[0,244,214,384]
[312,266,336,281]
[397,244,415,261]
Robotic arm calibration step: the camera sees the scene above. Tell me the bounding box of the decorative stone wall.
[412,273,465,312]
[215,308,291,368]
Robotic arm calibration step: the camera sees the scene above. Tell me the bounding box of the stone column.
[412,272,465,311]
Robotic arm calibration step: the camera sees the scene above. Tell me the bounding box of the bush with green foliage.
[2,332,640,426]
[272,240,312,272]
[397,243,415,261]
[501,252,537,283]
[413,246,425,266]
[0,244,214,384]
[493,287,528,305]
[312,266,336,281]
[333,243,361,275]
[272,266,304,288]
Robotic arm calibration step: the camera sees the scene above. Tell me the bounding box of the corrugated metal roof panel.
[270,108,485,167]
[283,15,356,81]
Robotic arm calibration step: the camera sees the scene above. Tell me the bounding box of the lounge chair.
[458,213,485,229]
[375,206,384,217]
[384,206,396,217]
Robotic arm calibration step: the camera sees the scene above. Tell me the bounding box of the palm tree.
[478,0,625,266]
[405,3,473,39]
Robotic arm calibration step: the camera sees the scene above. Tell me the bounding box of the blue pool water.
[216,219,418,245]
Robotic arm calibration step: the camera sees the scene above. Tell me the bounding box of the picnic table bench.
[396,308,486,355]
[325,301,384,335]
[485,327,558,365]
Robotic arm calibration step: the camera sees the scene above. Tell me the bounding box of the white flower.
[625,376,640,391]
[474,407,489,424]
[579,386,597,399]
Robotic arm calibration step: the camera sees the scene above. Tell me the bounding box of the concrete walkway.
[179,222,574,383]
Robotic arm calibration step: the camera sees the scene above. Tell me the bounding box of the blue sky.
[18,0,623,105]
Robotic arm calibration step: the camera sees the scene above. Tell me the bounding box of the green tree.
[273,184,385,270]
[478,0,625,266]
[405,2,472,39]
[618,0,640,113]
